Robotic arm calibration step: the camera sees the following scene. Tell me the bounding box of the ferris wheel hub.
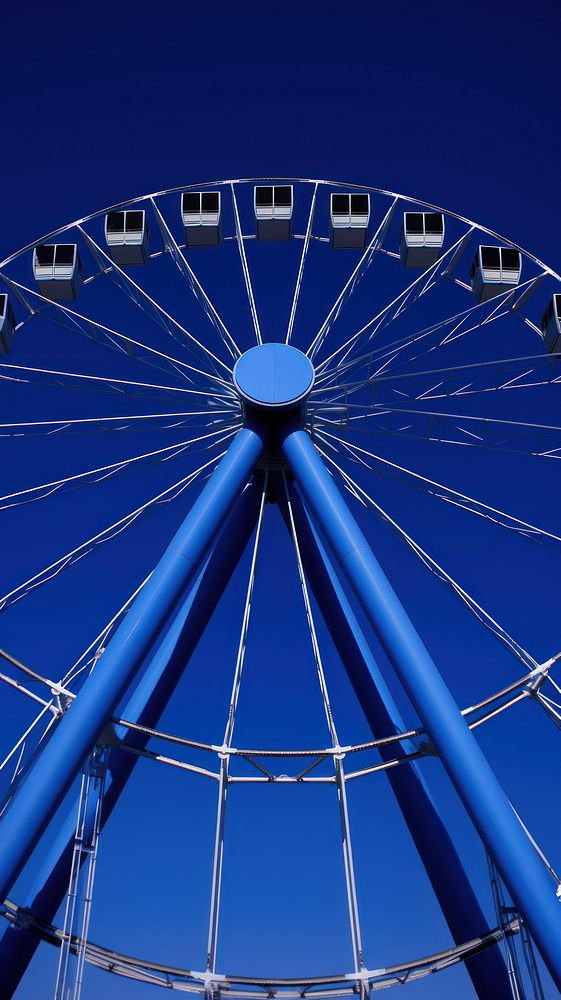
[233,343,315,411]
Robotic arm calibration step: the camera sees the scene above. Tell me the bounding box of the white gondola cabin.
[0,294,15,354]
[182,192,221,247]
[400,212,445,268]
[254,186,292,240]
[105,210,149,265]
[541,294,561,354]
[33,244,82,301]
[470,246,521,303]
[330,193,370,249]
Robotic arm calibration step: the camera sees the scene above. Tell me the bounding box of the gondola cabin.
[330,193,370,249]
[400,212,445,268]
[254,186,292,240]
[470,246,521,303]
[182,192,221,247]
[105,210,149,265]
[33,244,82,301]
[0,294,15,354]
[541,294,561,354]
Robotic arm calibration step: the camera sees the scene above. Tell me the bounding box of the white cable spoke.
[307,198,398,362]
[315,226,475,374]
[317,405,561,460]
[0,274,234,391]
[0,361,236,403]
[230,183,262,345]
[314,444,538,672]
[77,226,233,379]
[150,197,242,362]
[314,274,542,393]
[312,354,561,408]
[206,471,268,975]
[285,183,318,344]
[317,429,561,554]
[0,451,226,614]
[0,427,238,510]
[0,411,238,438]
[282,471,366,980]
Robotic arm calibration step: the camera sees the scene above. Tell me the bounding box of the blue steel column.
[0,481,263,998]
[280,483,510,1000]
[0,425,265,905]
[279,422,561,991]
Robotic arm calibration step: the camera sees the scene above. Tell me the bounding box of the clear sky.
[1,2,561,999]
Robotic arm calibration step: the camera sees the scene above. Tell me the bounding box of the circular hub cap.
[233,343,315,410]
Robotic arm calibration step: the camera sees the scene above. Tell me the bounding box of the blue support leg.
[0,480,263,997]
[0,425,265,906]
[279,423,561,991]
[280,481,510,1000]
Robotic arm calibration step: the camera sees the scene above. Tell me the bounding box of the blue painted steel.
[0,482,262,997]
[233,343,314,409]
[281,482,510,1000]
[0,425,265,905]
[279,422,561,991]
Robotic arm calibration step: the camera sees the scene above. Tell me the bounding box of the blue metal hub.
[233,343,315,411]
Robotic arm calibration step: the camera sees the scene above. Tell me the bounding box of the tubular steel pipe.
[280,482,511,1000]
[279,422,561,992]
[0,425,265,907]
[0,481,263,997]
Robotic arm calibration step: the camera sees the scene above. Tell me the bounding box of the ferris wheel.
[0,177,560,1000]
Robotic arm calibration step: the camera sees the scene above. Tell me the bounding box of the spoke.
[55,744,109,1000]
[150,197,242,361]
[282,472,366,982]
[77,226,233,378]
[231,183,262,345]
[206,471,268,975]
[314,444,538,672]
[285,183,318,344]
[0,412,238,438]
[316,226,475,374]
[307,197,398,362]
[0,427,239,510]
[0,451,226,614]
[317,405,561,459]
[314,274,543,393]
[317,429,561,554]
[312,354,561,407]
[0,274,234,391]
[0,362,237,403]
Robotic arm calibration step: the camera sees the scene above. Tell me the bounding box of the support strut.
[0,425,265,908]
[0,481,263,996]
[279,422,561,992]
[279,482,511,1000]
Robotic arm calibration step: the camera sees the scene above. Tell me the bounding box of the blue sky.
[1,1,561,998]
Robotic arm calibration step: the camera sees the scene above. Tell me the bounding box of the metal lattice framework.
[0,178,560,1000]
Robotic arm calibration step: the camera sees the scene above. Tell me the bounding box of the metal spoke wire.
[231,183,262,346]
[0,361,239,404]
[77,226,233,380]
[150,197,242,362]
[0,411,238,438]
[313,441,538,673]
[314,225,476,375]
[0,451,226,614]
[317,429,561,553]
[282,472,367,984]
[0,426,239,510]
[314,405,561,460]
[205,470,268,978]
[312,274,544,395]
[0,273,234,392]
[313,354,561,408]
[306,197,398,362]
[285,182,318,345]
